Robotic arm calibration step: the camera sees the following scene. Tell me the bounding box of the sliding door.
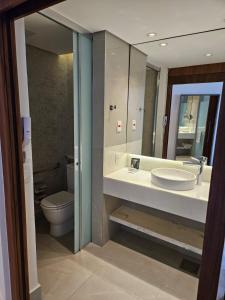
[73,32,80,253]
[73,33,92,253]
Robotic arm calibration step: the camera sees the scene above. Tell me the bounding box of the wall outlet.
[117,120,122,133]
[132,120,136,130]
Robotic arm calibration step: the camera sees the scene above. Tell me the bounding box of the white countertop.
[104,168,209,201]
[104,168,210,223]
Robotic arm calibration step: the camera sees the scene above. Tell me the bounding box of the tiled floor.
[113,230,200,276]
[37,232,198,300]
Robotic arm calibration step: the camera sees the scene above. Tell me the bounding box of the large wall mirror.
[126,29,225,166]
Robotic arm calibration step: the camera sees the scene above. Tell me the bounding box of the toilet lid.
[41,191,74,209]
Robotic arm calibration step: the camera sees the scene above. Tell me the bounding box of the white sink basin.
[151,168,196,191]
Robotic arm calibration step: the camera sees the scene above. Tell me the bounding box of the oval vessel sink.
[151,168,196,191]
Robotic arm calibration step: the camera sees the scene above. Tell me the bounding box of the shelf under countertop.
[110,205,204,256]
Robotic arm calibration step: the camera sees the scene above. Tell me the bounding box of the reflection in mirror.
[167,83,223,164]
[142,66,159,156]
[126,46,159,156]
[177,95,203,161]
[176,94,220,165]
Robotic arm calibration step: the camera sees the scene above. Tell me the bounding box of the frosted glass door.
[73,32,92,253]
[73,32,80,253]
[78,33,92,249]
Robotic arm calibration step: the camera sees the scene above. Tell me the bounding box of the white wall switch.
[132,120,136,130]
[22,116,31,147]
[117,120,122,133]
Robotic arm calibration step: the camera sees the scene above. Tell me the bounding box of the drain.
[179,258,200,275]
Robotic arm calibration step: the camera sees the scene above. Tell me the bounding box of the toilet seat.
[41,191,74,210]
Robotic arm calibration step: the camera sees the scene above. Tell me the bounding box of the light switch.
[117,120,122,133]
[132,120,136,130]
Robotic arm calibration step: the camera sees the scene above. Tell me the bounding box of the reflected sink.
[151,168,196,191]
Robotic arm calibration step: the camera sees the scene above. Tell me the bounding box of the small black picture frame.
[131,158,140,169]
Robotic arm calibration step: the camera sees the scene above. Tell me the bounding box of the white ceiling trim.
[41,8,89,34]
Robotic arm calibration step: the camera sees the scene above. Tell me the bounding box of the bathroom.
[13,3,225,299]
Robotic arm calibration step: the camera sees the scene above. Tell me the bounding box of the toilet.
[41,163,74,237]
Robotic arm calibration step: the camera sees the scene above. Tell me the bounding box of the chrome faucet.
[183,156,208,185]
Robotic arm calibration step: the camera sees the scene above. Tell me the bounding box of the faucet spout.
[183,156,207,185]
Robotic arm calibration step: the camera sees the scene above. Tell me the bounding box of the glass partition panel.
[73,32,80,253]
[78,33,92,249]
[73,32,92,252]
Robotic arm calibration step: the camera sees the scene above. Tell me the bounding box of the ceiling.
[49,0,225,67]
[25,0,225,67]
[51,0,225,43]
[136,29,225,68]
[25,13,73,55]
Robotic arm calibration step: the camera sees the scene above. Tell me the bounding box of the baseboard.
[30,284,42,300]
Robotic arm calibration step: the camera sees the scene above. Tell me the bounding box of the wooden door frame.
[1,3,225,300]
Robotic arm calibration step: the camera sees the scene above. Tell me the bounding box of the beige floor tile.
[39,257,91,299]
[68,274,140,300]
[37,233,72,263]
[37,234,198,300]
[92,263,181,300]
[70,248,106,275]
[84,241,198,300]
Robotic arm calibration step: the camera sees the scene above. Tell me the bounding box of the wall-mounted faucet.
[183,156,208,185]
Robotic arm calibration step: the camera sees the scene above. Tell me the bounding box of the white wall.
[154,66,168,158]
[0,146,11,300]
[102,32,130,175]
[167,82,223,160]
[15,19,40,295]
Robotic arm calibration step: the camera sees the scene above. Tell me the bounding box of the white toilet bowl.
[41,191,74,237]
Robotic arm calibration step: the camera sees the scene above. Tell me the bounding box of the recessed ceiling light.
[205,53,213,57]
[160,42,168,47]
[147,32,157,37]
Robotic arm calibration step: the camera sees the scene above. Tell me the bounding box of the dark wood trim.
[0,0,27,13]
[203,95,220,163]
[168,72,225,85]
[198,82,225,299]
[0,15,29,300]
[168,62,225,77]
[9,0,65,19]
[163,63,225,158]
